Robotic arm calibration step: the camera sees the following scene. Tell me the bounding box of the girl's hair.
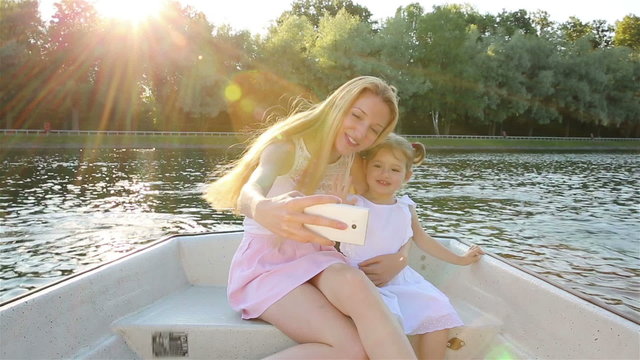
[362,133,426,172]
[205,76,399,212]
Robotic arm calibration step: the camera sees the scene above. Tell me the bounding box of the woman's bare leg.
[416,329,448,360]
[310,263,416,359]
[260,282,367,359]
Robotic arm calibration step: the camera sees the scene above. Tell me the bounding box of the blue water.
[0,149,638,321]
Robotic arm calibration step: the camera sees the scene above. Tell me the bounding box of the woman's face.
[332,91,392,161]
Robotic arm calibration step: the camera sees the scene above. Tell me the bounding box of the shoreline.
[1,133,639,152]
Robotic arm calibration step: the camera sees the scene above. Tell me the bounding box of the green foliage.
[0,0,45,128]
[261,14,317,87]
[496,9,535,37]
[614,14,640,50]
[1,0,638,138]
[278,0,373,29]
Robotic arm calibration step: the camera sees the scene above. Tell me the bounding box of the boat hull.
[1,231,638,359]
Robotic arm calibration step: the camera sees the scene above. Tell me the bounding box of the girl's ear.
[404,169,413,183]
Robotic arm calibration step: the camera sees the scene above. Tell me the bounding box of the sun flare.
[94,0,163,24]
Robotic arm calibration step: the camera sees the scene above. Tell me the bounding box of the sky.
[38,0,639,35]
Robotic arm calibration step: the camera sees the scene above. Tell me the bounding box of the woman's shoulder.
[263,140,294,153]
[261,140,296,174]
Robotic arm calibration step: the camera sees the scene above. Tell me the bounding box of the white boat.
[1,231,638,359]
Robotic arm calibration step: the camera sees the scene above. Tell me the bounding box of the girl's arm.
[410,207,483,265]
[238,141,347,245]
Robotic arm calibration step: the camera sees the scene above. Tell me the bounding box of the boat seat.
[111,285,295,359]
[112,284,502,359]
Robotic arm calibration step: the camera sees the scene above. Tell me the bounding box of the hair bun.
[410,142,426,165]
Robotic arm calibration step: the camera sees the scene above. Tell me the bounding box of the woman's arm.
[410,207,483,265]
[358,240,411,286]
[238,141,347,245]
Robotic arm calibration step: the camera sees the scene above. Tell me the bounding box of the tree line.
[1,0,639,137]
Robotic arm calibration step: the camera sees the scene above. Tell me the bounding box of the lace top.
[288,137,354,194]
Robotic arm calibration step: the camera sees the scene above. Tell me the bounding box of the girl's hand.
[358,253,408,286]
[460,245,485,265]
[254,191,347,246]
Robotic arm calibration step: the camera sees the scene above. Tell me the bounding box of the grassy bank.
[407,136,640,151]
[0,133,246,150]
[1,133,639,151]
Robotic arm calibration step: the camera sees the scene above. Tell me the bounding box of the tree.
[278,0,373,29]
[531,10,555,38]
[477,35,529,135]
[559,16,593,44]
[377,3,431,133]
[310,9,380,92]
[598,47,640,136]
[496,9,535,38]
[417,5,484,135]
[144,1,226,130]
[45,0,100,130]
[614,14,640,50]
[260,14,317,88]
[590,20,614,48]
[554,38,613,136]
[0,0,45,129]
[510,33,559,136]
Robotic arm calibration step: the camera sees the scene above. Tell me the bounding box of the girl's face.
[332,91,391,161]
[364,148,412,201]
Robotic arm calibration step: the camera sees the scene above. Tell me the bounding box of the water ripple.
[0,150,638,321]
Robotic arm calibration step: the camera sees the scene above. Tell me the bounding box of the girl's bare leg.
[310,263,416,359]
[416,329,448,360]
[260,282,367,359]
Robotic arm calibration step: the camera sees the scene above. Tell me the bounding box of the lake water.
[1,149,638,321]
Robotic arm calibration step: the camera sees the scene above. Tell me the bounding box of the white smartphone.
[303,203,369,245]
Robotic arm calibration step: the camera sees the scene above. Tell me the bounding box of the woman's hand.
[328,174,356,205]
[358,252,408,286]
[459,245,485,265]
[254,191,347,246]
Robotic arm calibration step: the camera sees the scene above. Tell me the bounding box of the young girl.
[205,77,416,359]
[340,133,485,360]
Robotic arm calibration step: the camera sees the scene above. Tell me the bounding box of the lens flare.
[224,83,242,102]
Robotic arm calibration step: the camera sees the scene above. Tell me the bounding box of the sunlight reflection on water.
[0,149,638,321]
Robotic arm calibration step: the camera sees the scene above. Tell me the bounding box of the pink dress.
[341,195,463,335]
[227,138,354,319]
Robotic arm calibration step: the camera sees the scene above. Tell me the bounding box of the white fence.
[1,129,638,141]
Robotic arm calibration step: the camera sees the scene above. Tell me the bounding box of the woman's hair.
[205,76,399,212]
[362,133,426,172]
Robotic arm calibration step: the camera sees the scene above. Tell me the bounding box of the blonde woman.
[206,76,416,359]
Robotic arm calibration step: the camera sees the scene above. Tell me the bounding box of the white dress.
[341,195,463,335]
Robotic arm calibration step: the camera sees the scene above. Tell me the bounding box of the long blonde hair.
[205,76,399,212]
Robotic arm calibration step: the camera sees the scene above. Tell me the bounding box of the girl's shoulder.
[350,194,366,207]
[396,194,416,207]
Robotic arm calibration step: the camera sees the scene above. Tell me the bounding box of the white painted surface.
[1,231,638,359]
